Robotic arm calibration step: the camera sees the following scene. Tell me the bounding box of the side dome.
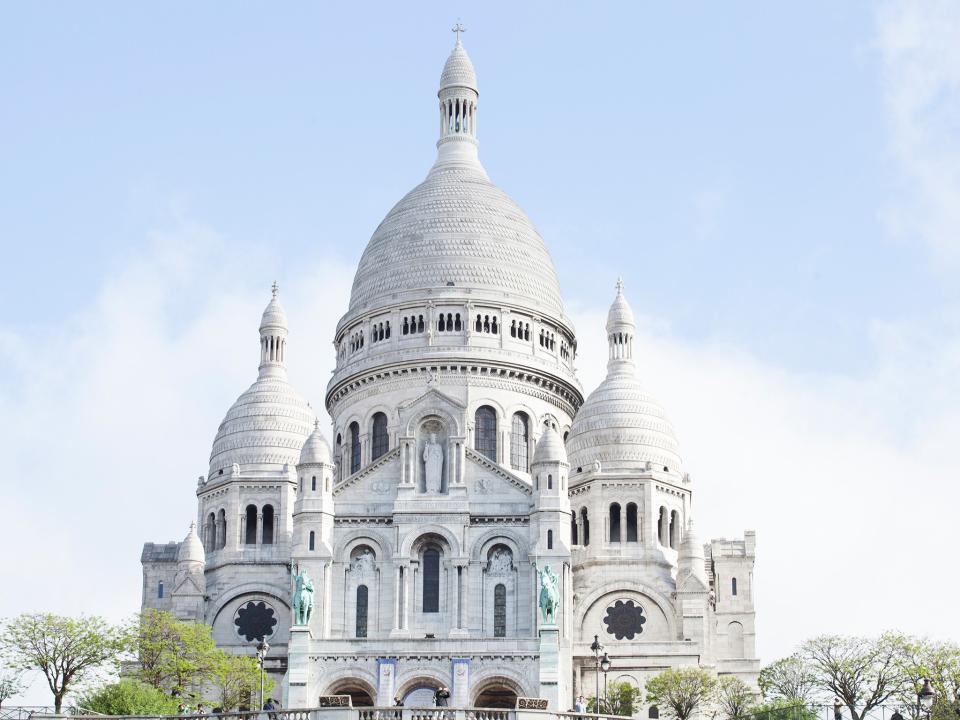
[177,522,205,564]
[208,287,315,477]
[567,283,682,475]
[532,425,568,466]
[298,421,332,466]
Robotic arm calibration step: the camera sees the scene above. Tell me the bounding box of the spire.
[677,517,708,589]
[606,278,636,374]
[259,283,289,378]
[436,28,480,165]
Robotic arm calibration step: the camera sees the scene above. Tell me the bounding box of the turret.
[172,522,206,621]
[531,425,572,556]
[258,282,289,379]
[293,421,335,556]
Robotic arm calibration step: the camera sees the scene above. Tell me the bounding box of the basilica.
[140,36,759,712]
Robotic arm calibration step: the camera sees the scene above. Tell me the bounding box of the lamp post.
[256,639,270,711]
[590,635,604,715]
[918,678,936,720]
[600,653,611,713]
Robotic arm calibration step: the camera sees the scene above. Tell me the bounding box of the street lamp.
[256,639,271,711]
[600,653,611,713]
[918,678,936,719]
[590,635,605,715]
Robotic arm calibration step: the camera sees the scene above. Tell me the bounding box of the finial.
[615,277,624,295]
[271,281,279,298]
[314,419,320,430]
[189,520,196,531]
[452,22,466,44]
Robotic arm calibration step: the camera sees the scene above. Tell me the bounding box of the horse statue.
[538,564,560,624]
[291,564,315,625]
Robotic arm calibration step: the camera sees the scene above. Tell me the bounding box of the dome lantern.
[438,26,479,149]
[259,282,288,379]
[606,278,636,375]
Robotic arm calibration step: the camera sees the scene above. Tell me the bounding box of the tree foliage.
[79,679,180,716]
[210,653,272,712]
[586,680,642,716]
[0,668,26,709]
[800,633,910,720]
[0,613,127,712]
[715,675,757,720]
[759,655,818,704]
[646,667,718,720]
[748,699,819,720]
[892,638,960,720]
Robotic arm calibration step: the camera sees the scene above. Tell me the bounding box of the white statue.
[488,548,513,574]
[351,548,375,574]
[423,432,443,493]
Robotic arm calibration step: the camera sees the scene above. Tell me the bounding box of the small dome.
[439,40,477,93]
[299,420,332,466]
[566,373,681,474]
[606,280,635,332]
[677,518,708,586]
[259,283,288,332]
[532,425,568,466]
[177,522,205,564]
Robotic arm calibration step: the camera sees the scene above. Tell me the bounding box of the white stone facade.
[140,37,759,714]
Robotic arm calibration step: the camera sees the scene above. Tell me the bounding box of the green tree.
[0,668,26,709]
[209,652,272,712]
[801,633,910,720]
[79,679,180,716]
[759,655,818,704]
[129,610,219,701]
[586,680,642,716]
[646,667,717,720]
[748,699,818,720]
[893,638,960,720]
[715,676,757,720]
[0,613,127,713]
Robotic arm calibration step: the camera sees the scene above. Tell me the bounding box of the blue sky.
[2,0,960,705]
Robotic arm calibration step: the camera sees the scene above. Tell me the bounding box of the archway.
[473,677,521,709]
[327,679,376,707]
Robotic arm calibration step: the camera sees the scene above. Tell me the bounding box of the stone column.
[376,658,398,706]
[451,658,470,708]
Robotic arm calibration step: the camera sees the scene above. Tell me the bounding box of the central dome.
[345,39,567,326]
[348,161,566,319]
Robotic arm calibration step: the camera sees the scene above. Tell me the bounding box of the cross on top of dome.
[271,280,279,298]
[452,22,466,44]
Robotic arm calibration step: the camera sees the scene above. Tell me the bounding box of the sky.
[2,0,960,705]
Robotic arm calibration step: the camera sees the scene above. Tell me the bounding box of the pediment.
[676,570,710,594]
[173,574,204,597]
[398,387,466,435]
[465,447,533,498]
[333,447,400,500]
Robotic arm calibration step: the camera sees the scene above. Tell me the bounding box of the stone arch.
[470,528,529,563]
[323,670,378,707]
[333,528,393,562]
[395,670,449,704]
[467,397,507,426]
[399,524,461,559]
[574,580,678,641]
[208,584,290,627]
[403,402,463,438]
[470,667,532,707]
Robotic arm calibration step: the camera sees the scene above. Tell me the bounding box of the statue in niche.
[487,547,513,574]
[423,432,444,493]
[351,547,375,575]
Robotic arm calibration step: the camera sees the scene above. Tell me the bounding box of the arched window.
[217,509,226,549]
[308,531,315,551]
[454,313,462,331]
[423,549,440,613]
[609,503,621,543]
[356,585,369,638]
[548,473,553,489]
[474,406,497,461]
[336,433,343,482]
[350,422,361,474]
[371,412,389,460]
[649,707,659,719]
[670,510,680,549]
[658,506,668,546]
[626,503,639,542]
[547,529,554,549]
[261,505,274,545]
[580,508,590,546]
[728,621,744,656]
[311,475,317,492]
[732,577,738,596]
[493,583,506,638]
[244,505,257,545]
[510,412,529,471]
[206,512,216,551]
[157,581,164,599]
[571,515,579,545]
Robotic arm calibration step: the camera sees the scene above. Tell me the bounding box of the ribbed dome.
[440,40,477,92]
[298,420,332,466]
[209,376,315,476]
[533,425,567,466]
[260,284,287,331]
[607,282,635,331]
[567,373,682,474]
[177,522,205,564]
[348,161,566,319]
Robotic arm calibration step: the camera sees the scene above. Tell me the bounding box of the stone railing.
[29,708,629,720]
